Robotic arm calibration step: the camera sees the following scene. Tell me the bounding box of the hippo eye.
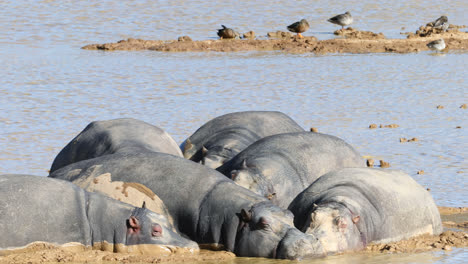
[257,217,270,229]
[152,224,163,237]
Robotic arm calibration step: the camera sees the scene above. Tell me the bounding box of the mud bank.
[82,30,468,54]
[1,206,466,263]
[0,246,235,264]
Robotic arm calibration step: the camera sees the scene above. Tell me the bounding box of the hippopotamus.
[50,152,324,259]
[288,168,443,255]
[50,118,182,173]
[217,132,366,208]
[180,111,304,169]
[0,174,198,255]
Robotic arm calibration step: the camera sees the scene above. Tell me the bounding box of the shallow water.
[0,1,467,263]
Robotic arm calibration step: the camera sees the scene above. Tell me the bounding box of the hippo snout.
[276,228,325,260]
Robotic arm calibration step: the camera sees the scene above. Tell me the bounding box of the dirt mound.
[82,33,468,54]
[405,24,467,38]
[334,27,385,39]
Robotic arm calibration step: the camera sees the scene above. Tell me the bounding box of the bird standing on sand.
[426,39,446,52]
[217,25,239,39]
[433,16,449,31]
[327,11,353,29]
[287,19,310,38]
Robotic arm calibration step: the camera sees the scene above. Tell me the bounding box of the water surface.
[0,1,467,263]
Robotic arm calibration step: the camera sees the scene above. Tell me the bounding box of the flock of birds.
[217,12,450,52]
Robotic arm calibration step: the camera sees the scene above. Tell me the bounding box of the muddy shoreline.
[1,206,466,264]
[82,28,468,54]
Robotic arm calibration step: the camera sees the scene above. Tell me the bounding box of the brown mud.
[82,28,468,54]
[1,206,466,263]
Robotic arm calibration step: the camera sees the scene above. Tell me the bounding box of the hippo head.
[201,145,232,169]
[304,203,363,254]
[229,159,277,202]
[235,202,324,259]
[125,204,198,253]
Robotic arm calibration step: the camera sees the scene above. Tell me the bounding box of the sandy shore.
[82,27,468,54]
[1,206,466,264]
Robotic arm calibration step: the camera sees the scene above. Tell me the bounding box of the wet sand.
[82,27,468,54]
[1,206,466,264]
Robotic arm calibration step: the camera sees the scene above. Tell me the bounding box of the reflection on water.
[0,1,467,264]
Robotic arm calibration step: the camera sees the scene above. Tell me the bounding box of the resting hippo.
[217,132,366,208]
[288,168,443,255]
[180,111,304,169]
[50,152,324,259]
[50,118,182,173]
[0,174,198,255]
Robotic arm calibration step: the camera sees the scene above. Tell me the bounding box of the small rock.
[178,36,192,42]
[243,31,255,39]
[460,104,467,109]
[367,159,374,167]
[443,245,452,251]
[369,124,377,129]
[417,170,424,175]
[400,138,408,143]
[436,105,444,109]
[310,127,318,132]
[380,160,390,168]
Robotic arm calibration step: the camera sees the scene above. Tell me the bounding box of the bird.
[327,11,353,29]
[287,19,310,38]
[433,16,449,31]
[217,25,239,39]
[426,39,446,52]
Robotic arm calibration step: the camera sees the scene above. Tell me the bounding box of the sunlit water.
[0,1,467,263]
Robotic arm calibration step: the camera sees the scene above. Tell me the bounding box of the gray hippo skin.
[288,168,443,255]
[50,118,182,173]
[180,111,304,169]
[217,132,366,208]
[50,152,324,259]
[0,174,198,255]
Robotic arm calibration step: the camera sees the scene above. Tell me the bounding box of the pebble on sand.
[178,36,193,42]
[379,160,390,168]
[243,31,255,39]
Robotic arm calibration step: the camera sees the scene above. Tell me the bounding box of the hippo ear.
[240,209,252,222]
[141,201,146,209]
[201,146,208,157]
[128,216,140,229]
[241,159,248,169]
[352,216,360,224]
[183,139,193,153]
[230,170,238,180]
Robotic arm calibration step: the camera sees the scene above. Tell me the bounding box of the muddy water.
[0,1,467,263]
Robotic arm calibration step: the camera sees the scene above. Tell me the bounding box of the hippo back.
[217,132,366,208]
[181,111,304,166]
[0,174,91,249]
[50,118,182,173]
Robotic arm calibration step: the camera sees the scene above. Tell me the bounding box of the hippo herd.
[1,111,442,260]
